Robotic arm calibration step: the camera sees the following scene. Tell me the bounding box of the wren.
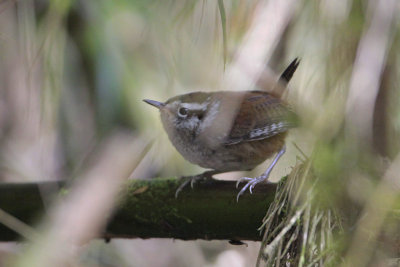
[144,58,300,201]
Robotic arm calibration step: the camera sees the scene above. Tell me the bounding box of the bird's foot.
[235,146,286,201]
[175,171,217,198]
[236,175,269,202]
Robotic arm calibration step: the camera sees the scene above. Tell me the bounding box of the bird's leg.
[236,146,286,201]
[175,170,220,198]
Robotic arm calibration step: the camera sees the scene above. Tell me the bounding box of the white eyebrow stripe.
[181,102,209,111]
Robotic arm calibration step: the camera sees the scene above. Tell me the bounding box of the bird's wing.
[223,91,297,145]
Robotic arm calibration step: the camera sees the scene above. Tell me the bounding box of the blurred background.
[0,0,399,266]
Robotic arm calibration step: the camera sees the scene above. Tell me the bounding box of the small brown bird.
[144,59,299,200]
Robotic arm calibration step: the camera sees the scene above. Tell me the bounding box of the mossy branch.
[0,178,277,242]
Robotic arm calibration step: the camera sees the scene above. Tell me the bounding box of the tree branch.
[0,178,277,242]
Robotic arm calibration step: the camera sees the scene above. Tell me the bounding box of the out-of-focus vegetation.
[0,0,399,266]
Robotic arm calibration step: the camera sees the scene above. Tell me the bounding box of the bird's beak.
[143,99,165,109]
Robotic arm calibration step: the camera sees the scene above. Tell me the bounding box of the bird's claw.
[175,171,217,198]
[235,177,253,188]
[175,176,202,198]
[236,176,267,202]
[175,178,192,198]
[190,177,198,188]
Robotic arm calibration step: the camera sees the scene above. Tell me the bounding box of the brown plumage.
[143,58,300,200]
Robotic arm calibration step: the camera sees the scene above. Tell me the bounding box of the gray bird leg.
[236,145,286,202]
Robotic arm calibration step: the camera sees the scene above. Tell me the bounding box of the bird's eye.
[178,107,188,117]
